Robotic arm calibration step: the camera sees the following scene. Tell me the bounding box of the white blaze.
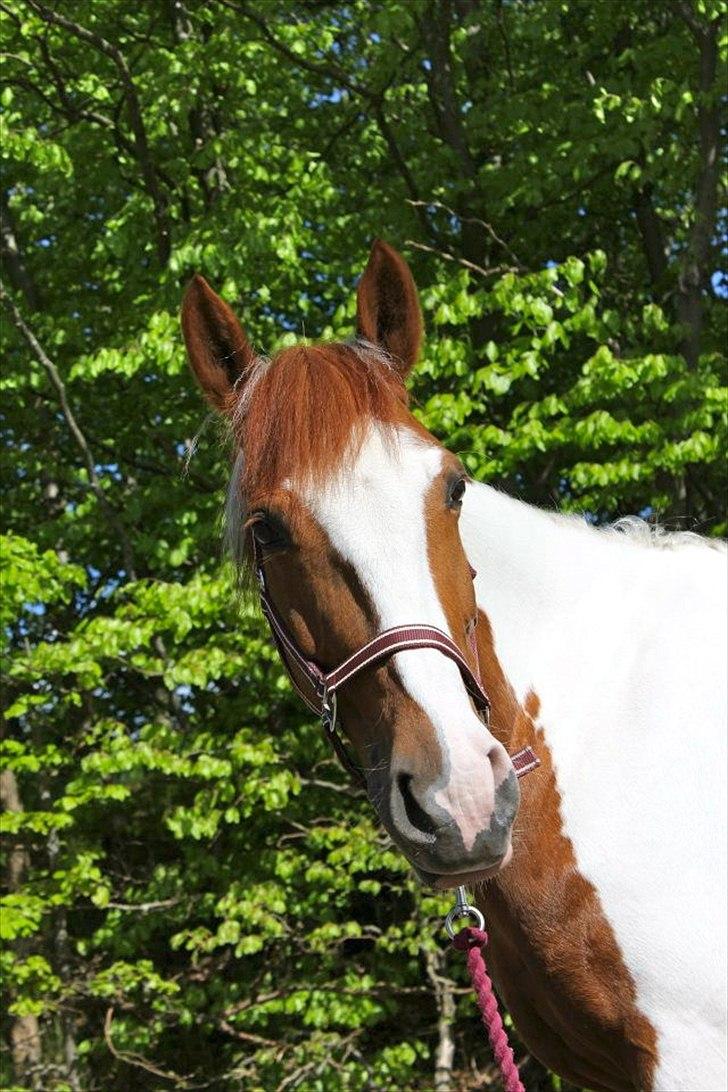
[295,424,500,849]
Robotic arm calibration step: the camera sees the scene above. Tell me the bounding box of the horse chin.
[416,842,513,890]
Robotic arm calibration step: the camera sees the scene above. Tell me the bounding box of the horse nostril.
[397,773,439,836]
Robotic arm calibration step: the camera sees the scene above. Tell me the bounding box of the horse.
[181,240,727,1092]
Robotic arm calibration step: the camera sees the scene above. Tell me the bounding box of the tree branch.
[405,237,522,279]
[1,299,187,715]
[671,11,721,366]
[218,0,366,96]
[216,0,432,239]
[408,198,525,268]
[633,183,669,291]
[34,35,134,154]
[26,1,171,264]
[418,0,476,178]
[105,897,182,912]
[298,777,365,798]
[372,107,432,237]
[494,0,516,92]
[103,1008,187,1083]
[1,191,41,311]
[0,279,138,579]
[671,0,710,41]
[214,1021,282,1050]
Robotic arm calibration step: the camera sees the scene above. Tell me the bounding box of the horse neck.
[459,483,614,707]
[458,482,727,1090]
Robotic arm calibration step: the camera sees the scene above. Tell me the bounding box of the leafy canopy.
[1,1,725,1088]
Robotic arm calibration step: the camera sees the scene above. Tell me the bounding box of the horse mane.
[543,509,726,553]
[601,514,727,553]
[225,339,408,568]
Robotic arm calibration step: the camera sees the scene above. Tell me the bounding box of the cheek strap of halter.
[251,538,539,786]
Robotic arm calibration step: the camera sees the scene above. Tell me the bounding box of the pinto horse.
[181,241,727,1092]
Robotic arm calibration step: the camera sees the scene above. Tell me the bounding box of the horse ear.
[181,275,256,413]
[356,239,423,376]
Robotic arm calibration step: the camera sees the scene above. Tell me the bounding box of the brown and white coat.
[182,241,728,1092]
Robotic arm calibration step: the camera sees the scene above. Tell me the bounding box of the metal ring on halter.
[444,885,485,938]
[320,687,338,735]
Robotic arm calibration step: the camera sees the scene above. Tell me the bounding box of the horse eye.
[448,477,466,509]
[250,513,287,549]
[253,520,275,546]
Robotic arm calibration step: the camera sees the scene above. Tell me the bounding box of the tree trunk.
[425,947,456,1091]
[1,769,43,1089]
[674,13,720,367]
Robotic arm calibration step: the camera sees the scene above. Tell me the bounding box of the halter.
[252,538,538,786]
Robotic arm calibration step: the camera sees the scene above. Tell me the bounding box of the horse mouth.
[416,842,513,889]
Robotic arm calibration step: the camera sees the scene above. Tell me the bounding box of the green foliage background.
[1,1,725,1089]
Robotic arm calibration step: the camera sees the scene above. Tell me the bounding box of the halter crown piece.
[251,537,539,786]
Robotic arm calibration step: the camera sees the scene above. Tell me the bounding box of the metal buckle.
[444,885,485,939]
[320,685,337,735]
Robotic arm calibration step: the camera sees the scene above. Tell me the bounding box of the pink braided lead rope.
[453,926,524,1092]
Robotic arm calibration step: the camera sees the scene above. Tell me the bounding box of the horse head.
[181,241,520,888]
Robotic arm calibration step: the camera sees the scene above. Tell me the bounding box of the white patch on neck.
[295,423,501,849]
